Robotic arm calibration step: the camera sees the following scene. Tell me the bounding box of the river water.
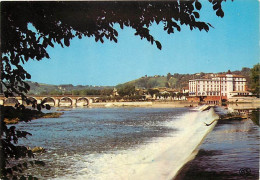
[13,106,258,179]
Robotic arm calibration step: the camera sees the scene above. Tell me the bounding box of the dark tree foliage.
[117,84,136,97]
[148,88,160,98]
[1,1,227,98]
[1,1,228,178]
[0,105,45,179]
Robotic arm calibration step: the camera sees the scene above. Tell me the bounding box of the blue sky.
[23,0,259,86]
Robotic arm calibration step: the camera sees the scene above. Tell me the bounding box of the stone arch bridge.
[0,95,102,107]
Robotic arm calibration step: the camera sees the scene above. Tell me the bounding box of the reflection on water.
[250,109,259,126]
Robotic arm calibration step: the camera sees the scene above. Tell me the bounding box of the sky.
[23,0,259,86]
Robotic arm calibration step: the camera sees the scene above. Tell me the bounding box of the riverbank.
[90,101,198,108]
[175,114,259,180]
[3,106,64,124]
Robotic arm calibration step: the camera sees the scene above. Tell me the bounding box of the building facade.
[188,73,250,104]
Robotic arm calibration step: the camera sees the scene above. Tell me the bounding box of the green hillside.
[118,67,252,90]
[26,81,114,95]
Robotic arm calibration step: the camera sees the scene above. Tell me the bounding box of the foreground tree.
[1,1,228,98]
[1,1,230,178]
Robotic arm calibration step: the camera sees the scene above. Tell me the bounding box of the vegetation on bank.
[24,66,257,96]
[3,106,64,125]
[26,81,114,96]
[250,63,260,95]
[250,109,259,126]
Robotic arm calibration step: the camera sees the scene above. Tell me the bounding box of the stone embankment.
[90,101,198,108]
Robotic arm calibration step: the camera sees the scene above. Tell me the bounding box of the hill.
[118,67,252,90]
[27,81,114,95]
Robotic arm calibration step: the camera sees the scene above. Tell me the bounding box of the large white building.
[189,73,250,102]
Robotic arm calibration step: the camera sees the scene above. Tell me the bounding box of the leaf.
[26,73,31,79]
[45,104,51,110]
[49,41,54,48]
[216,9,224,18]
[195,1,202,10]
[64,38,70,47]
[207,23,214,28]
[37,104,41,111]
[112,37,118,43]
[213,4,219,10]
[155,41,162,50]
[13,56,20,65]
[24,82,30,91]
[193,12,200,19]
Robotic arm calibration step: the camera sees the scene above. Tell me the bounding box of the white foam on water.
[55,107,219,180]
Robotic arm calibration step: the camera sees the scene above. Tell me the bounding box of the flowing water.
[14,107,220,179]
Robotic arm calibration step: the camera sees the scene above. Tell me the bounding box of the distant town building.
[188,72,252,104]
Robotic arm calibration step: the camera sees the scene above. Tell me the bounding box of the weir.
[129,107,219,180]
[65,106,221,180]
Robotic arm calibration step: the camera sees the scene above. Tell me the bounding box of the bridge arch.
[77,97,89,106]
[60,97,73,106]
[94,98,100,103]
[42,97,55,106]
[4,97,19,105]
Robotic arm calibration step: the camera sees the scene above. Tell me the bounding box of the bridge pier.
[55,99,59,107]
[72,99,77,107]
[37,99,42,104]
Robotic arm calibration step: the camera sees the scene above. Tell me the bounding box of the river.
[13,106,258,179]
